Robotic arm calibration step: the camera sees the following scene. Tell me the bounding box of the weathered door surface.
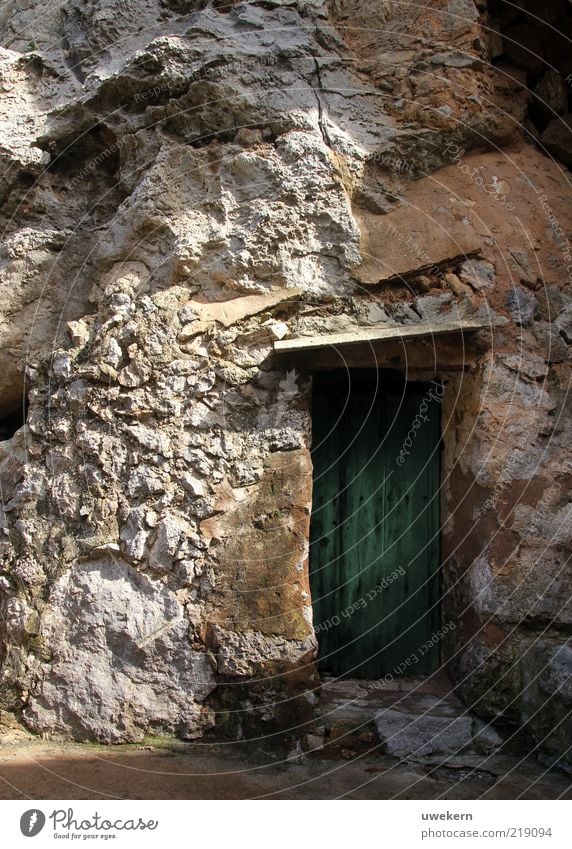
[310,370,441,679]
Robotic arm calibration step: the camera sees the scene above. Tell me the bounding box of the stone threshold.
[306,672,504,765]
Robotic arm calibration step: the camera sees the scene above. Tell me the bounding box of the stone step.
[374,708,474,759]
[306,677,503,762]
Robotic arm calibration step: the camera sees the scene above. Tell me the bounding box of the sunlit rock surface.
[0,0,570,758]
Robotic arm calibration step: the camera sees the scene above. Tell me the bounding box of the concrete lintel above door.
[274,319,492,354]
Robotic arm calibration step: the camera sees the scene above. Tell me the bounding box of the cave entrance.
[309,369,441,679]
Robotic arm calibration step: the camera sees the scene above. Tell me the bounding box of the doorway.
[310,370,441,679]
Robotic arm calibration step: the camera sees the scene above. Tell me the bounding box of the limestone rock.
[539,645,572,705]
[148,514,195,573]
[25,559,216,742]
[472,718,504,754]
[532,71,568,119]
[0,0,570,762]
[541,115,572,167]
[212,626,316,677]
[520,642,572,761]
[458,260,495,291]
[556,304,572,344]
[506,286,538,326]
[375,708,474,759]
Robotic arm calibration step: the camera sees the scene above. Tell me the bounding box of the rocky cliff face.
[0,0,570,757]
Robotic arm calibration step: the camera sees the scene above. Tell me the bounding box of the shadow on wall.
[0,400,27,442]
[489,0,572,162]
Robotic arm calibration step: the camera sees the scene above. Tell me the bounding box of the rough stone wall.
[0,0,570,755]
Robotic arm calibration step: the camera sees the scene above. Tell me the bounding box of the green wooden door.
[310,370,441,679]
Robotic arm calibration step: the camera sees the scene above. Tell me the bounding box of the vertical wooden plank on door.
[381,384,441,675]
[310,386,342,671]
[336,377,385,677]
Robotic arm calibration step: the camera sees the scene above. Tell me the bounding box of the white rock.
[67,320,91,347]
[52,353,73,379]
[25,559,216,742]
[181,474,206,497]
[102,337,123,369]
[375,709,474,759]
[472,718,503,754]
[148,514,194,572]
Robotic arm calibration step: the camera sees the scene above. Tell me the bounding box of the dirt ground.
[0,735,570,800]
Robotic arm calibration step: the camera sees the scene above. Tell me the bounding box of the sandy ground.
[0,736,570,800]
